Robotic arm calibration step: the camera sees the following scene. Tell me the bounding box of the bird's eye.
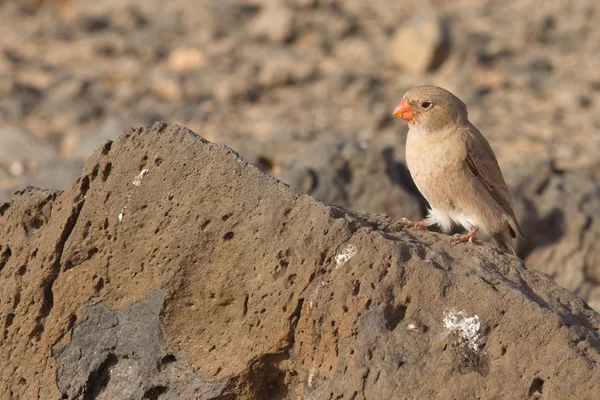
[421,101,432,109]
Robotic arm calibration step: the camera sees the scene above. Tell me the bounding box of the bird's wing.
[464,125,524,238]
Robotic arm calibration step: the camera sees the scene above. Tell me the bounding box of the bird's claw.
[452,227,480,246]
[452,234,472,245]
[397,218,428,230]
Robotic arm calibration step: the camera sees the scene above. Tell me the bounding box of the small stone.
[334,38,373,68]
[213,77,250,103]
[250,4,295,43]
[257,53,316,88]
[390,13,450,74]
[168,48,205,72]
[9,161,25,177]
[18,70,55,91]
[151,74,182,101]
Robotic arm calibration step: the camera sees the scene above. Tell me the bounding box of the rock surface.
[514,163,600,311]
[1,123,599,399]
[2,0,600,313]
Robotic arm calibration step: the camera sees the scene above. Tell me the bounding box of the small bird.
[392,85,523,254]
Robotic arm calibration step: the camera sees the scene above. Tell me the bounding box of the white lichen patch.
[334,244,357,270]
[443,309,484,352]
[132,169,149,186]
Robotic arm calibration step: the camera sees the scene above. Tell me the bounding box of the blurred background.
[0,0,599,307]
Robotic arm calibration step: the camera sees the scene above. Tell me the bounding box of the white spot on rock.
[132,169,149,186]
[118,205,127,223]
[308,245,357,312]
[407,319,425,332]
[307,367,317,389]
[443,309,483,352]
[334,244,357,270]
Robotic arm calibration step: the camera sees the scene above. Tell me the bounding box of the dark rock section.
[0,123,599,399]
[55,289,229,399]
[56,294,154,399]
[514,163,600,311]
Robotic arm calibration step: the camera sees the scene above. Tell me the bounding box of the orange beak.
[393,99,414,121]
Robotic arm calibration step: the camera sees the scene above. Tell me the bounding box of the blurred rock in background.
[1,0,599,306]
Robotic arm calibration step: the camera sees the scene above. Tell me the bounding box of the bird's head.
[393,85,468,132]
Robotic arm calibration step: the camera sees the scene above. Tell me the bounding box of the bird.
[392,85,523,254]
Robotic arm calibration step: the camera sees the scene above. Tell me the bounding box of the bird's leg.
[453,227,480,244]
[397,218,428,230]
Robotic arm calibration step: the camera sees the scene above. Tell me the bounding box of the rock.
[1,123,600,399]
[230,136,424,221]
[213,76,254,103]
[390,13,450,74]
[517,163,600,310]
[151,72,183,101]
[333,38,375,70]
[250,3,295,44]
[257,52,316,88]
[167,48,205,72]
[8,161,25,177]
[9,81,44,118]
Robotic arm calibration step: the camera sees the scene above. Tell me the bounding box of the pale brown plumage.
[393,85,523,254]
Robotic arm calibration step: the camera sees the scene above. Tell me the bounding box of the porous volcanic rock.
[1,123,599,399]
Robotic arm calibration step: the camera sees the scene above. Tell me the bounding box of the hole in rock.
[529,377,544,397]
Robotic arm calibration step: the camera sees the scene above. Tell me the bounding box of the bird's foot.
[452,227,480,245]
[397,218,428,230]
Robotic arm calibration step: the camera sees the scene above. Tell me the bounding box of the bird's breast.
[405,128,470,211]
[405,130,464,178]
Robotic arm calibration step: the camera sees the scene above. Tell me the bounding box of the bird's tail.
[492,228,516,255]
